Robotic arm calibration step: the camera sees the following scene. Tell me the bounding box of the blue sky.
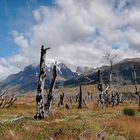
[0,0,140,81]
[0,0,55,57]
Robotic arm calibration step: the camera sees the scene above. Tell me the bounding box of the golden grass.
[0,87,140,140]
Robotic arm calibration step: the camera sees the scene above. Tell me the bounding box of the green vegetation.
[123,108,136,116]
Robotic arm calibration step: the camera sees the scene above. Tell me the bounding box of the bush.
[123,108,136,116]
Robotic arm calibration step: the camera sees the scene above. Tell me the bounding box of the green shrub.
[123,108,136,116]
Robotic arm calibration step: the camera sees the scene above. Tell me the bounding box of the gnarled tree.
[0,88,17,108]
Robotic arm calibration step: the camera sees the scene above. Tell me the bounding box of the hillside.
[0,58,140,91]
[64,58,140,87]
[0,63,78,90]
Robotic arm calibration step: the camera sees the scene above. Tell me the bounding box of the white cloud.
[124,27,140,51]
[12,31,29,49]
[0,0,140,81]
[0,57,20,81]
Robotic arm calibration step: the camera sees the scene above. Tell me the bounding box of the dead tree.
[111,91,116,107]
[87,92,93,101]
[44,64,57,114]
[78,85,83,109]
[58,89,64,107]
[97,70,103,93]
[75,94,79,102]
[34,45,50,120]
[97,70,112,108]
[97,70,104,109]
[0,90,7,98]
[132,66,140,109]
[4,96,17,108]
[104,52,117,86]
[69,96,72,104]
[65,103,70,109]
[102,52,118,108]
[106,53,118,107]
[104,86,110,107]
[83,99,87,106]
[0,89,17,108]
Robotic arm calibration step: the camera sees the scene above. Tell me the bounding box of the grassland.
[0,85,140,140]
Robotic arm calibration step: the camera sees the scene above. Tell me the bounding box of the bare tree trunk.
[133,66,140,109]
[0,89,17,108]
[87,91,90,101]
[75,94,78,102]
[5,97,17,108]
[97,70,104,109]
[44,64,57,114]
[138,95,140,108]
[97,70,103,92]
[109,62,113,85]
[34,45,50,120]
[69,96,72,104]
[58,89,64,107]
[78,85,82,109]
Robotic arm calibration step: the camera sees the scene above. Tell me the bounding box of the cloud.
[12,31,29,49]
[0,57,20,81]
[0,0,140,81]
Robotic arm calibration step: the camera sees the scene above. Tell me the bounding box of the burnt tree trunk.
[138,94,140,108]
[133,66,140,109]
[97,69,105,109]
[34,45,50,120]
[44,64,57,114]
[78,85,82,109]
[58,89,64,107]
[97,70,103,92]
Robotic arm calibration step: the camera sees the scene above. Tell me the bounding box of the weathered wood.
[97,126,107,140]
[78,85,83,109]
[79,127,107,140]
[9,116,27,122]
[5,97,17,108]
[58,89,64,107]
[44,64,57,114]
[0,89,17,108]
[34,45,50,120]
[133,66,140,109]
[97,70,105,109]
[97,70,103,92]
[65,103,70,109]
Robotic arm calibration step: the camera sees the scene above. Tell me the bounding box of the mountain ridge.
[0,63,78,90]
[0,58,140,91]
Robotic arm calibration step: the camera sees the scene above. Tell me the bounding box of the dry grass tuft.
[0,86,139,139]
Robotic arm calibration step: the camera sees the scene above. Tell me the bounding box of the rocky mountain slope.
[0,63,78,90]
[64,58,140,87]
[0,58,140,91]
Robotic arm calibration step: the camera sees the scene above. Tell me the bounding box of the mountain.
[0,58,140,91]
[76,66,94,75]
[0,63,78,91]
[64,58,140,87]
